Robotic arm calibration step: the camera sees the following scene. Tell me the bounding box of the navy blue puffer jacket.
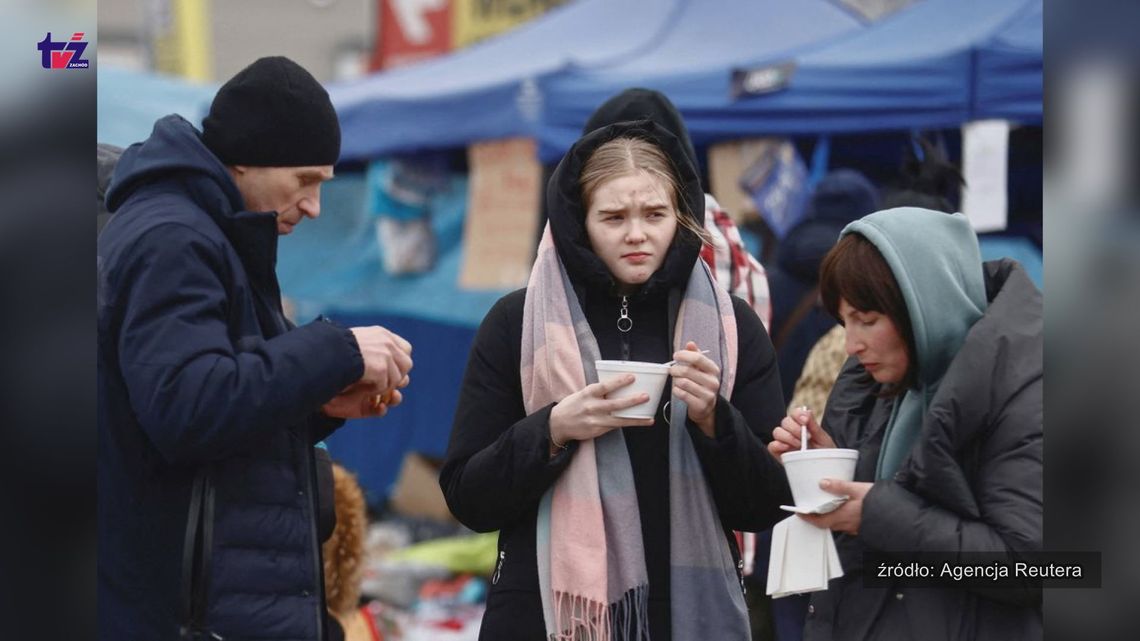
[98,115,363,641]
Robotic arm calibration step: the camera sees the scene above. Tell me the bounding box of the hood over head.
[97,143,123,219]
[841,207,987,386]
[582,88,698,171]
[806,169,878,224]
[546,119,705,302]
[105,114,244,218]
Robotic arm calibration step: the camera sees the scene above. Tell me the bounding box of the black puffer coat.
[805,259,1043,641]
[98,115,362,641]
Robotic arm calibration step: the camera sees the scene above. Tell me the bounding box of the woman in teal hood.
[769,207,1042,641]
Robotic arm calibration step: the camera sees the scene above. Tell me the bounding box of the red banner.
[371,0,452,71]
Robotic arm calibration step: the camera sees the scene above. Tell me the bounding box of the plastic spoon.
[663,349,710,367]
[799,406,810,451]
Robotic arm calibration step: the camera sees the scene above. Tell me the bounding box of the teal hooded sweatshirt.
[840,208,988,479]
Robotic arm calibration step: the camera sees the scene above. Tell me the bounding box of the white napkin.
[766,515,844,598]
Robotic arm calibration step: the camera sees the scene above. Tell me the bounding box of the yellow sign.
[149,0,213,81]
[451,0,568,48]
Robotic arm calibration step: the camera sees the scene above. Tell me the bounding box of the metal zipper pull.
[492,550,505,585]
[617,295,632,332]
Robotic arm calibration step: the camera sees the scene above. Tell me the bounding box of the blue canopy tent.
[97,67,216,147]
[538,0,867,157]
[316,0,871,503]
[540,0,1041,153]
[328,0,679,162]
[312,0,1039,505]
[974,0,1043,122]
[97,1,1041,507]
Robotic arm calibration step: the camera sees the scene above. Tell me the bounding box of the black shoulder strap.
[196,474,216,630]
[179,468,214,640]
[314,446,337,544]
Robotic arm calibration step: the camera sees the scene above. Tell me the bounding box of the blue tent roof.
[97,67,216,147]
[537,0,866,156]
[974,0,1043,121]
[540,0,1041,152]
[99,0,1040,163]
[328,0,679,161]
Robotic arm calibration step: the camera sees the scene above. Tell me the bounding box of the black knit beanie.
[202,56,340,167]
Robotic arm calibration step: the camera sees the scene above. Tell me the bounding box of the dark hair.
[882,137,964,213]
[882,190,954,213]
[819,233,917,395]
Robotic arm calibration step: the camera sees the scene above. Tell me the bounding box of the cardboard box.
[388,452,457,523]
[708,138,782,225]
[459,137,542,289]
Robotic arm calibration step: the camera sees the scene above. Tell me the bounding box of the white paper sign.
[961,119,1010,232]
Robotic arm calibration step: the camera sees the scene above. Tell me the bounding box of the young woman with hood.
[769,208,1043,641]
[441,120,790,640]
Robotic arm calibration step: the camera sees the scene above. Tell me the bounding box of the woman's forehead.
[590,171,672,205]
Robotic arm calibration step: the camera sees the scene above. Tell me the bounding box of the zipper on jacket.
[618,296,632,361]
[738,558,747,595]
[492,550,505,585]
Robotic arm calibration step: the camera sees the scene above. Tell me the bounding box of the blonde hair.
[579,136,711,246]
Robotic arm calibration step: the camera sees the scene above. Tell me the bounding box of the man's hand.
[322,376,408,419]
[350,326,413,392]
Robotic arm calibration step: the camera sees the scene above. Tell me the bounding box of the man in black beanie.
[201,55,343,236]
[97,56,414,641]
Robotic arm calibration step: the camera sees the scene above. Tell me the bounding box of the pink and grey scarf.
[522,224,751,640]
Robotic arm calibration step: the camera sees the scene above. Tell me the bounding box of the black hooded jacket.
[98,115,361,641]
[804,260,1042,641]
[440,121,790,640]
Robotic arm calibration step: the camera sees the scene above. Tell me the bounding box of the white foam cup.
[594,360,671,420]
[780,448,859,509]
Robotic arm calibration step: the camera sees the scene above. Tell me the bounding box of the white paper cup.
[781,448,859,509]
[594,360,671,419]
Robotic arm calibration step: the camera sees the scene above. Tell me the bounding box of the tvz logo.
[37,32,90,69]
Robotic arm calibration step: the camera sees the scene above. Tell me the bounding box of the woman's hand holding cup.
[548,375,655,455]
